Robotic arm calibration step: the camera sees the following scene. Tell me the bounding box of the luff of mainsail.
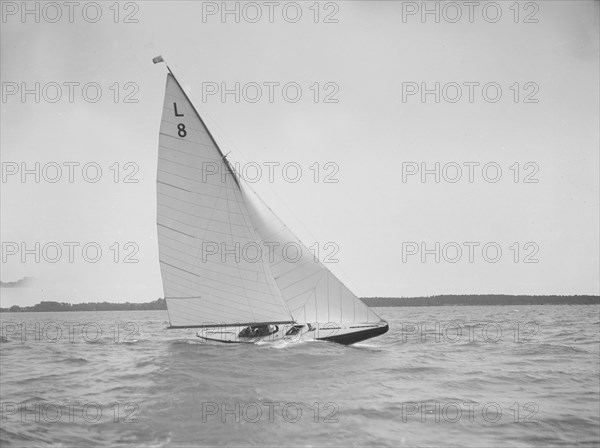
[156,70,293,328]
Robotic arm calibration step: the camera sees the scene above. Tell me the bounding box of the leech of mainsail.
[156,68,293,328]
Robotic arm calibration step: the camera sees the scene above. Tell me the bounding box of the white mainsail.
[157,73,293,328]
[242,184,383,326]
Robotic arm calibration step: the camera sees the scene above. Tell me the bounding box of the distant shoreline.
[0,299,167,313]
[0,295,598,312]
[361,295,600,307]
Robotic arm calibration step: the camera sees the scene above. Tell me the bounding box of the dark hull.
[318,323,389,345]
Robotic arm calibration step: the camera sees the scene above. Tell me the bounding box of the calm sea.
[1,305,598,447]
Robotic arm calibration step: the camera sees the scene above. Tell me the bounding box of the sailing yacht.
[154,57,389,344]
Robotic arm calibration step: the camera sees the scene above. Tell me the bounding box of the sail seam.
[157,180,191,193]
[157,222,195,239]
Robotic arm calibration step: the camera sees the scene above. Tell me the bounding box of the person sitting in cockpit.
[239,325,276,338]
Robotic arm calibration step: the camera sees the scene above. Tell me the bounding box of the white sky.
[1,1,599,306]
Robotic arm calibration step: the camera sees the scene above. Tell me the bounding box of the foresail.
[157,74,292,328]
[242,184,383,326]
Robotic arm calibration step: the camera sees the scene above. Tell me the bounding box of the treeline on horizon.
[361,295,600,307]
[1,295,598,312]
[0,299,166,313]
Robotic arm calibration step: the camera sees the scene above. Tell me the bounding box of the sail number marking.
[173,102,187,138]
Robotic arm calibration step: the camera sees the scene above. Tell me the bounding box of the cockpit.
[238,325,278,338]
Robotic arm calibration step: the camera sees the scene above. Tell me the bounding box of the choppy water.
[1,305,598,447]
